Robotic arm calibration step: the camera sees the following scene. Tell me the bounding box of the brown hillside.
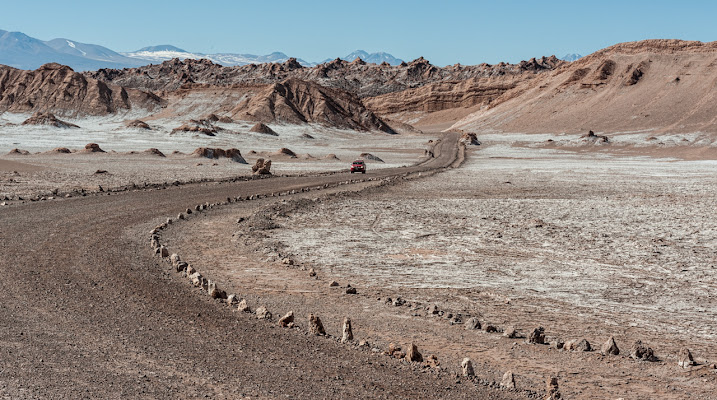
[453,39,717,134]
[230,78,395,133]
[0,63,161,116]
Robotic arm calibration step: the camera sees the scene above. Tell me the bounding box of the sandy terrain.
[160,134,717,399]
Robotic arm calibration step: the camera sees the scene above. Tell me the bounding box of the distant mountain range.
[328,50,404,65]
[561,53,583,62]
[0,29,406,71]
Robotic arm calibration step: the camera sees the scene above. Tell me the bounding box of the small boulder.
[345,286,357,295]
[503,327,520,338]
[461,358,475,377]
[252,158,272,175]
[226,294,238,305]
[170,253,181,266]
[159,246,169,258]
[278,311,294,327]
[329,281,339,287]
[237,299,250,312]
[678,348,695,368]
[601,337,620,355]
[630,340,656,361]
[465,317,481,330]
[501,370,516,389]
[255,306,271,320]
[406,343,423,362]
[309,313,326,335]
[528,327,546,344]
[545,376,560,400]
[208,281,227,299]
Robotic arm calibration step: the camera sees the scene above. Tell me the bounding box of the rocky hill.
[230,78,395,133]
[0,63,162,116]
[452,39,717,134]
[85,55,564,98]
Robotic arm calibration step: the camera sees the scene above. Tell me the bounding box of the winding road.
[0,132,518,399]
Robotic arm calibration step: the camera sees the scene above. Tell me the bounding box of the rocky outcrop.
[191,147,247,163]
[0,63,161,116]
[249,122,278,136]
[252,158,272,175]
[81,143,105,153]
[85,55,562,98]
[126,119,151,130]
[21,112,79,128]
[230,78,395,133]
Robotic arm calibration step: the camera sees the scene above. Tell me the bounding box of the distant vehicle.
[350,159,366,174]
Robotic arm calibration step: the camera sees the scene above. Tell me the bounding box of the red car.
[350,159,366,174]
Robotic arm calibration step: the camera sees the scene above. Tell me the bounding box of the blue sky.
[1,0,715,65]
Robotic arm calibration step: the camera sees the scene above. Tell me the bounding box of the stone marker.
[329,281,339,287]
[461,358,475,377]
[256,306,271,320]
[341,317,353,343]
[176,261,188,273]
[501,370,516,389]
[503,327,519,338]
[226,294,238,305]
[170,253,181,266]
[529,327,546,344]
[279,311,294,327]
[177,213,184,220]
[309,313,326,335]
[601,337,620,355]
[630,340,656,361]
[208,281,227,299]
[465,317,481,330]
[237,299,250,313]
[406,343,423,362]
[545,376,560,400]
[678,348,695,368]
[159,246,169,258]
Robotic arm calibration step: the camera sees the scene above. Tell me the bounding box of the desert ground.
[2,39,716,399]
[2,122,716,399]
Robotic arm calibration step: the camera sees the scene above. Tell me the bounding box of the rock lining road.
[0,133,520,398]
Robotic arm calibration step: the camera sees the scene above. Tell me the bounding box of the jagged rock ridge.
[0,63,161,116]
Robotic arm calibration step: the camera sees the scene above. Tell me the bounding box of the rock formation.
[501,371,516,389]
[252,158,272,175]
[21,112,79,128]
[249,122,278,136]
[0,63,161,116]
[126,119,151,129]
[191,147,247,163]
[230,78,395,133]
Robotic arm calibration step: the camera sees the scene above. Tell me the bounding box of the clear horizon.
[1,0,715,66]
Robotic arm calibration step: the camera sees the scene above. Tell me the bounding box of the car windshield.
[354,161,364,164]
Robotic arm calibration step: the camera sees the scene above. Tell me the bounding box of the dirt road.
[0,133,521,399]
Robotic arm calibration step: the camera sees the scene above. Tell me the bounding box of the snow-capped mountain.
[342,50,404,65]
[0,29,403,71]
[122,47,315,67]
[561,53,583,62]
[0,30,146,71]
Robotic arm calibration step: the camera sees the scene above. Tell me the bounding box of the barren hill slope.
[452,39,717,134]
[230,78,395,133]
[0,63,161,116]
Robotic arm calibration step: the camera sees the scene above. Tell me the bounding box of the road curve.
[0,132,517,399]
